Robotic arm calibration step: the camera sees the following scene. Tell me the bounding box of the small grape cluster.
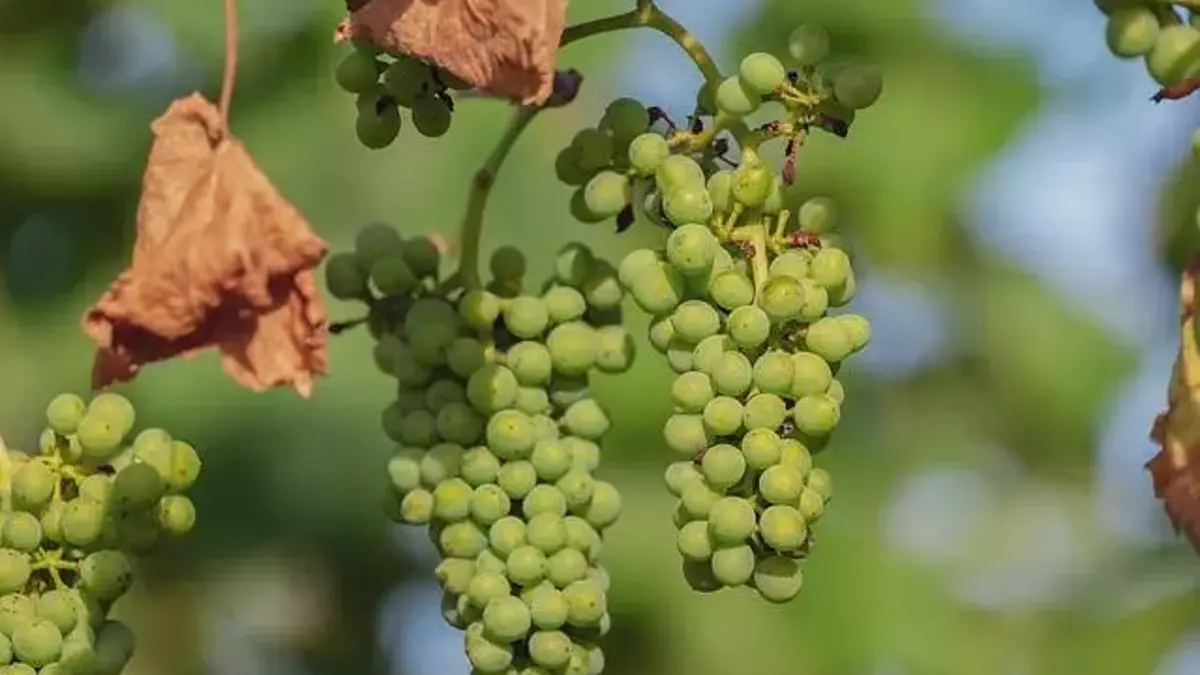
[325,226,634,674]
[0,391,201,674]
[557,24,882,236]
[333,42,472,149]
[1097,1,1200,84]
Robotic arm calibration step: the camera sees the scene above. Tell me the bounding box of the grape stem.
[216,0,239,141]
[561,3,720,85]
[730,223,771,300]
[455,105,541,290]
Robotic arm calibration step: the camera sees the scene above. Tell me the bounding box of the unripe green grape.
[826,378,846,405]
[11,463,53,513]
[789,24,830,65]
[710,352,753,397]
[616,250,658,291]
[700,444,745,491]
[503,296,550,339]
[759,465,806,505]
[807,467,834,501]
[34,590,76,638]
[426,380,467,412]
[546,322,598,375]
[762,176,785,215]
[663,414,710,456]
[1147,25,1200,85]
[45,394,86,436]
[412,95,452,137]
[594,325,635,374]
[828,267,857,307]
[715,77,761,117]
[647,317,675,355]
[572,129,614,172]
[708,496,756,544]
[0,664,30,675]
[682,559,722,593]
[680,480,722,519]
[356,103,402,149]
[805,318,854,362]
[0,595,31,637]
[431,478,473,521]
[677,520,714,560]
[370,256,416,296]
[581,263,623,310]
[549,375,591,408]
[835,313,871,351]
[60,499,105,547]
[758,275,805,323]
[527,584,570,629]
[529,630,573,669]
[441,521,489,558]
[665,338,697,374]
[489,516,526,557]
[467,632,514,672]
[562,400,609,440]
[86,393,136,437]
[749,351,792,396]
[810,247,851,289]
[832,64,883,109]
[563,580,606,626]
[40,504,63,544]
[796,196,835,234]
[75,415,124,462]
[628,262,684,315]
[692,334,733,374]
[436,558,476,596]
[671,372,715,414]
[529,440,571,483]
[663,186,714,226]
[710,545,755,586]
[753,555,804,603]
[437,403,486,446]
[581,481,621,529]
[111,462,165,511]
[702,396,744,436]
[655,155,706,194]
[739,52,787,94]
[546,548,589,588]
[708,269,755,310]
[555,147,592,186]
[486,246,525,283]
[758,505,808,553]
[0,551,30,593]
[467,365,519,414]
[554,469,595,510]
[389,408,438,446]
[468,484,510,526]
[562,515,601,554]
[564,437,600,471]
[523,485,568,519]
[11,619,61,667]
[769,252,809,283]
[706,171,735,216]
[797,279,831,322]
[421,443,465,484]
[335,50,381,93]
[747,392,788,430]
[600,97,650,142]
[799,488,826,522]
[460,291,502,331]
[666,224,718,277]
[397,488,434,524]
[627,133,670,175]
[526,513,567,554]
[793,395,841,436]
[498,461,538,499]
[3,512,39,552]
[791,351,834,397]
[726,305,770,349]
[671,301,721,343]
[80,551,133,601]
[482,595,532,643]
[582,171,629,220]
[544,286,588,324]
[503,344,551,389]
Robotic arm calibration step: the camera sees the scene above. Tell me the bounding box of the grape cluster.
[0,392,201,674]
[325,226,633,674]
[333,42,471,149]
[1096,1,1200,84]
[558,23,881,239]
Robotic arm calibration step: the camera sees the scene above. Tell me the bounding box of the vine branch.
[218,0,239,139]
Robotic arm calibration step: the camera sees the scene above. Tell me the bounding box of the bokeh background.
[3,0,1200,673]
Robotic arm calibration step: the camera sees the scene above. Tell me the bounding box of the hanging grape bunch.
[0,392,200,674]
[325,226,632,674]
[334,41,473,149]
[553,23,876,602]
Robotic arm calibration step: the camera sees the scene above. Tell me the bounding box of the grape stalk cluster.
[325,226,634,674]
[334,42,471,149]
[0,392,201,674]
[555,24,875,602]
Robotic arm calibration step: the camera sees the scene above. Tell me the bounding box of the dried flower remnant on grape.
[1148,256,1200,553]
[82,94,329,398]
[335,0,568,105]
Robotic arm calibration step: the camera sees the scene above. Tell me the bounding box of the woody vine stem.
[449,0,732,291]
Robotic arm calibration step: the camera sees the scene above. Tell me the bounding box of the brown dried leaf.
[1148,255,1200,551]
[335,0,568,105]
[82,93,329,397]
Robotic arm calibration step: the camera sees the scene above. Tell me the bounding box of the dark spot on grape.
[615,204,635,233]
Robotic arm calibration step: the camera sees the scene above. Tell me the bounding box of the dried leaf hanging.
[1148,255,1200,552]
[335,0,568,105]
[82,93,329,397]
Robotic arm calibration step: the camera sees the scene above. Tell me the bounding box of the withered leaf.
[82,93,329,398]
[335,0,568,105]
[1147,255,1200,552]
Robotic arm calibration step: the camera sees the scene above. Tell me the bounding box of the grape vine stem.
[217,0,239,139]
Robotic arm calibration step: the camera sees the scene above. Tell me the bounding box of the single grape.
[753,555,804,603]
[572,129,614,172]
[600,97,650,143]
[335,50,381,93]
[804,318,854,362]
[727,305,771,349]
[655,155,706,194]
[582,171,630,220]
[412,95,453,137]
[833,64,884,109]
[798,196,836,234]
[715,77,761,117]
[80,551,134,601]
[581,262,623,310]
[11,619,61,667]
[710,545,755,587]
[702,396,743,436]
[627,262,684,315]
[628,133,670,175]
[710,352,753,397]
[663,414,710,456]
[677,520,714,561]
[707,170,735,215]
[663,185,714,227]
[789,24,830,65]
[793,395,841,436]
[708,270,755,310]
[381,55,430,104]
[739,52,787,94]
[75,414,124,461]
[62,499,106,546]
[1106,7,1160,59]
[665,224,718,277]
[356,102,402,149]
[0,550,30,593]
[11,463,53,513]
[594,325,636,374]
[759,504,808,553]
[732,156,774,208]
[45,394,87,435]
[708,497,757,544]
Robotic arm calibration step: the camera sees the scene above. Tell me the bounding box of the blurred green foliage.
[0,1,1196,674]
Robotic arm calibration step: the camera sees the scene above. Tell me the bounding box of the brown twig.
[218,0,239,138]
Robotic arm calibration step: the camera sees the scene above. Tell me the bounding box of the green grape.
[833,64,883,109]
[739,52,787,94]
[354,222,404,265]
[647,317,675,355]
[692,334,733,374]
[544,286,588,324]
[489,516,526,557]
[80,551,133,601]
[670,301,721,343]
[702,396,744,436]
[594,325,636,374]
[381,56,431,105]
[791,351,834,397]
[546,549,588,588]
[62,499,106,546]
[715,76,761,117]
[388,449,424,494]
[555,243,597,288]
[762,176,785,215]
[744,392,787,430]
[421,443,465,485]
[460,291,503,331]
[497,461,538,499]
[86,393,136,437]
[628,133,670,175]
[708,497,756,544]
[530,440,572,483]
[805,318,854,362]
[356,103,402,149]
[436,558,476,596]
[438,403,487,446]
[582,171,629,220]
[759,465,806,504]
[826,378,846,405]
[563,580,606,626]
[707,171,735,215]
[663,185,714,226]
[572,129,614,172]
[835,313,871,351]
[504,343,551,387]
[482,596,532,643]
[11,463,53,513]
[45,394,86,435]
[0,595,31,637]
[677,520,714,560]
[666,224,718,277]
[726,305,770,349]
[751,351,793,396]
[398,488,434,524]
[581,481,621,529]
[527,584,569,629]
[441,521,490,558]
[710,352,753,397]
[488,246,526,282]
[682,559,722,592]
[710,545,755,586]
[555,147,592,186]
[1107,6,1161,58]
[426,380,466,412]
[732,156,773,208]
[546,322,598,375]
[529,630,573,669]
[504,297,550,339]
[798,197,836,234]
[807,467,834,501]
[75,414,124,462]
[793,395,841,436]
[789,24,830,65]
[3,513,38,552]
[655,155,706,194]
[757,277,803,325]
[618,249,660,289]
[665,338,697,374]
[741,428,782,469]
[1148,24,1200,85]
[600,97,649,141]
[433,478,473,521]
[581,263,623,310]
[467,365,519,414]
[810,247,851,288]
[700,444,745,491]
[467,632,514,672]
[370,256,416,296]
[324,252,368,299]
[402,236,443,278]
[758,505,808,553]
[708,269,755,310]
[549,375,591,408]
[671,372,715,414]
[11,619,60,667]
[828,267,857,307]
[627,262,684,315]
[680,480,722,519]
[111,463,165,511]
[335,50,381,93]
[563,400,610,440]
[412,95,453,137]
[523,485,568,518]
[525,513,567,554]
[769,251,810,281]
[753,555,804,603]
[663,414,710,456]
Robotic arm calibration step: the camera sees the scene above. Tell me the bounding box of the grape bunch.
[324,226,633,674]
[558,23,881,239]
[0,391,201,674]
[1096,1,1200,84]
[333,41,472,149]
